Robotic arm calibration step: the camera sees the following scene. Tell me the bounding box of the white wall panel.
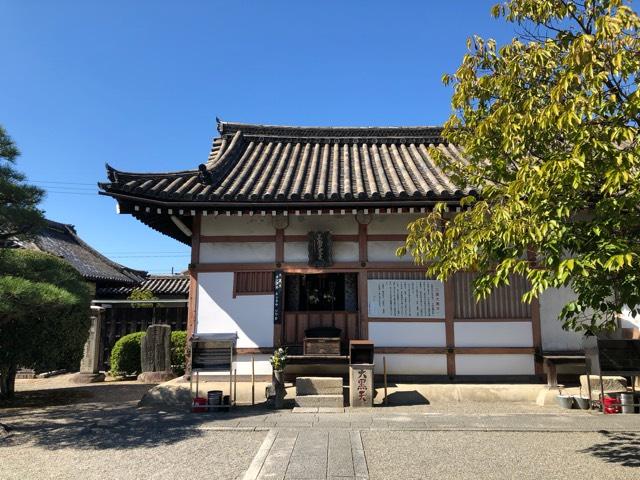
[454,322,533,347]
[284,242,307,263]
[539,287,585,351]
[197,272,274,348]
[368,214,421,234]
[200,242,275,263]
[368,322,446,347]
[286,215,357,235]
[455,354,535,375]
[201,215,275,235]
[199,354,272,376]
[374,354,447,375]
[367,241,411,262]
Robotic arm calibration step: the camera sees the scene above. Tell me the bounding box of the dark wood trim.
[235,347,274,354]
[528,249,544,377]
[455,347,535,354]
[193,261,423,273]
[445,279,456,378]
[358,271,368,339]
[186,214,201,376]
[201,235,275,243]
[368,317,445,323]
[366,234,407,241]
[284,234,359,242]
[376,346,535,355]
[454,318,533,322]
[358,223,368,264]
[377,347,447,354]
[275,229,284,264]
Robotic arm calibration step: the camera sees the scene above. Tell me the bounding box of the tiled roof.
[99,121,473,205]
[96,274,189,297]
[19,220,146,285]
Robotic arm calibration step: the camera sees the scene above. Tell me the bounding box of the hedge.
[109,330,188,377]
[109,332,145,376]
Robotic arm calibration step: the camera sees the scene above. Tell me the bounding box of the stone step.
[294,394,344,408]
[295,376,343,396]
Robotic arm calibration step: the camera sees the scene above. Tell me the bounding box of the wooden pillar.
[527,249,544,378]
[358,271,368,340]
[186,214,201,376]
[358,222,368,265]
[275,228,284,265]
[445,278,456,379]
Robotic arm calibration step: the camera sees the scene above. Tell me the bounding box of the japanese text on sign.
[367,279,445,318]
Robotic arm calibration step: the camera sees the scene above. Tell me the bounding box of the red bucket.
[603,395,621,414]
[192,396,207,413]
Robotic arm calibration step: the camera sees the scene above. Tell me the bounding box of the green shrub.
[171,330,187,376]
[109,332,145,376]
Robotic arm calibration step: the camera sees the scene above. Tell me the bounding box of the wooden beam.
[358,271,369,339]
[193,261,422,273]
[186,214,201,376]
[368,317,445,323]
[236,347,274,355]
[366,234,407,241]
[528,249,544,377]
[445,279,456,378]
[454,318,533,322]
[200,235,275,243]
[376,347,447,354]
[284,234,359,242]
[275,228,284,265]
[358,223,368,265]
[375,346,535,355]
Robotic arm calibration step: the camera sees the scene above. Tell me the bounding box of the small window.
[233,271,274,297]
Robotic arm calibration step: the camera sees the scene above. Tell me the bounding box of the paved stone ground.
[3,378,640,479]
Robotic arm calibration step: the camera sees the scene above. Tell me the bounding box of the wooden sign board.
[367,279,445,319]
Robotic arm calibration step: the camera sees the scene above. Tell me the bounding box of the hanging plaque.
[367,279,445,319]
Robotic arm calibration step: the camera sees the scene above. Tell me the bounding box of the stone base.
[137,371,176,383]
[69,372,105,384]
[139,380,192,409]
[579,375,627,398]
[535,386,562,406]
[295,377,343,396]
[295,394,344,408]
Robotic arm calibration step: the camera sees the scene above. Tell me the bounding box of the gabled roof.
[96,274,190,298]
[99,121,473,206]
[15,219,146,285]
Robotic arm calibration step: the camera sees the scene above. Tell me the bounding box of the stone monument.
[70,306,106,383]
[349,364,374,408]
[137,324,175,383]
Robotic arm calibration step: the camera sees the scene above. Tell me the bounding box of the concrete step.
[295,376,343,396]
[294,394,344,408]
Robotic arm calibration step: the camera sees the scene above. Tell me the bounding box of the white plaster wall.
[454,322,533,348]
[539,287,585,351]
[199,354,272,377]
[455,354,535,375]
[197,272,274,348]
[374,354,447,375]
[620,305,640,329]
[283,242,307,263]
[368,214,421,234]
[286,215,357,235]
[200,242,275,263]
[368,241,411,262]
[201,215,275,235]
[368,322,446,347]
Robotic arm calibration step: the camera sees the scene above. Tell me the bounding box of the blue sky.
[1,0,517,274]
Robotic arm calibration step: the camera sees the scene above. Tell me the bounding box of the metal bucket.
[621,393,635,414]
[556,395,575,409]
[575,396,591,410]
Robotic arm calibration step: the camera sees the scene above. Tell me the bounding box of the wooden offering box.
[304,337,341,356]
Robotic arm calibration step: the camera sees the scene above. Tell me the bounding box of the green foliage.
[109,332,145,376]
[109,330,187,376]
[170,330,187,376]
[0,125,45,241]
[401,0,640,333]
[270,347,288,371]
[127,288,158,308]
[0,249,92,397]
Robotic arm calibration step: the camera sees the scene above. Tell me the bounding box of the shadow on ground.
[385,390,430,406]
[580,431,640,467]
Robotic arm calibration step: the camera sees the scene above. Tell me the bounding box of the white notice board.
[367,279,445,319]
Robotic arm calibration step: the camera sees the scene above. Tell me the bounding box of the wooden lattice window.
[233,271,274,297]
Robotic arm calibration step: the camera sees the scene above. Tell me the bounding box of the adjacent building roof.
[99,121,473,243]
[14,219,146,285]
[96,274,190,298]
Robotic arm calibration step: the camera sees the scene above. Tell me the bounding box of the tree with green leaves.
[0,125,45,242]
[400,0,639,333]
[127,287,158,308]
[0,249,91,398]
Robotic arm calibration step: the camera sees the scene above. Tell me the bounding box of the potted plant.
[270,347,288,408]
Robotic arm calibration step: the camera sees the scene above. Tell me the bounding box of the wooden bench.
[540,351,585,387]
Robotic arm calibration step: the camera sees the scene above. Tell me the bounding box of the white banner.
[367,279,445,319]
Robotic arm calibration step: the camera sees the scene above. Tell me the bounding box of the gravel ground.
[0,429,265,480]
[362,430,640,480]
